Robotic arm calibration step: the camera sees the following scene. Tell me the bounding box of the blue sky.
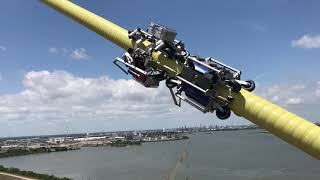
[0,0,320,136]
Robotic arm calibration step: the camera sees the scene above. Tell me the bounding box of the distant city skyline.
[0,0,320,136]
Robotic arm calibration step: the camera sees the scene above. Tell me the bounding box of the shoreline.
[0,165,71,180]
[1,135,190,158]
[0,172,35,180]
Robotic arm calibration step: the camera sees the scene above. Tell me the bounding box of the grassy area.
[0,165,71,180]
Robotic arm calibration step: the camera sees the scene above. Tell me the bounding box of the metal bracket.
[168,88,180,106]
[114,57,148,75]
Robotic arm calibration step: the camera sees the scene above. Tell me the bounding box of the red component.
[128,68,146,82]
[135,73,146,82]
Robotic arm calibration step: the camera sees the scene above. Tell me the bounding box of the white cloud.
[315,82,320,97]
[291,34,320,49]
[70,48,90,60]
[291,84,305,90]
[1,70,220,136]
[285,97,302,105]
[0,46,7,51]
[271,95,280,103]
[48,47,58,53]
[49,47,91,60]
[315,90,320,97]
[19,71,164,107]
[1,70,319,136]
[255,83,320,106]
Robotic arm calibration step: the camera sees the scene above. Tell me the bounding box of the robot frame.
[114,22,255,120]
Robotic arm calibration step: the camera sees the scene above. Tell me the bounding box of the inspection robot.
[114,23,255,120]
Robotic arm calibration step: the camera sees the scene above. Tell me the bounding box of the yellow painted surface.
[218,87,320,160]
[41,0,131,50]
[41,0,320,159]
[41,0,183,76]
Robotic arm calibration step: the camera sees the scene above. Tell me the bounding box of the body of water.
[1,130,320,180]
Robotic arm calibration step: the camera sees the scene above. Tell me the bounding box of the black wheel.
[163,47,174,59]
[216,107,231,120]
[227,80,241,92]
[166,78,177,88]
[243,80,255,92]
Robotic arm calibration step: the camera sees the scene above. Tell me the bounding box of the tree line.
[0,165,72,180]
[0,147,71,158]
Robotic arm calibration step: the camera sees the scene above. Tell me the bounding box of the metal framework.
[114,24,255,120]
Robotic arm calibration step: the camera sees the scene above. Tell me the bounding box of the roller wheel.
[227,80,241,92]
[166,78,177,88]
[243,80,255,92]
[216,107,231,120]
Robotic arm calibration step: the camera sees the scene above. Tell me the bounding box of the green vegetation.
[110,141,141,147]
[0,165,72,180]
[0,148,49,158]
[0,147,71,158]
[181,136,189,140]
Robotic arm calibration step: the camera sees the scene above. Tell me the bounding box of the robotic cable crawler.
[114,22,255,120]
